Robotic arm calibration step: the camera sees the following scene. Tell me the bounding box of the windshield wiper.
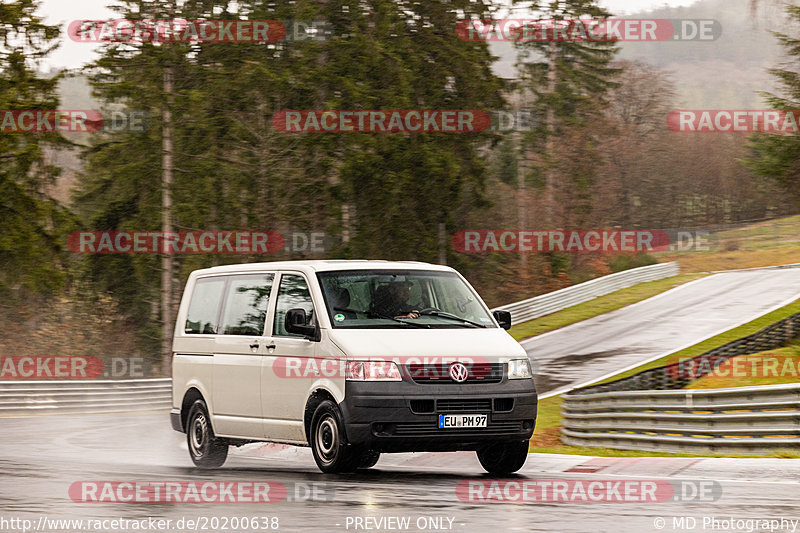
[364,309,430,328]
[332,306,430,328]
[419,309,486,328]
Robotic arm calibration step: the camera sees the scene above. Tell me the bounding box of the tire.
[310,400,359,473]
[476,440,529,475]
[186,399,228,468]
[358,450,381,469]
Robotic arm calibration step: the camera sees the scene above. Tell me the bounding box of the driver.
[371,281,420,319]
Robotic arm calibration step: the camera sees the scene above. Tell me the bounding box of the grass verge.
[687,340,800,389]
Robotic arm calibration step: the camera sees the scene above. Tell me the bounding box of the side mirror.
[492,310,512,330]
[285,308,320,341]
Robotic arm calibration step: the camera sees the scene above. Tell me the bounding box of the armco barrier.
[561,310,800,454]
[0,378,171,416]
[492,262,679,325]
[561,384,800,454]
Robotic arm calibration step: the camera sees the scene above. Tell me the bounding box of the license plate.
[438,414,488,429]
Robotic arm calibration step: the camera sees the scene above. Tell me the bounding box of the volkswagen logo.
[449,362,469,383]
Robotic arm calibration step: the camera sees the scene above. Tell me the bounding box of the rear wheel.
[310,400,359,473]
[476,440,529,474]
[186,399,228,468]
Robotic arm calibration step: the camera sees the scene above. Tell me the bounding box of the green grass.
[688,341,800,389]
[508,273,707,342]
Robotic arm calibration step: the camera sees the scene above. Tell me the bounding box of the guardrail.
[493,262,680,325]
[0,378,171,416]
[561,384,800,454]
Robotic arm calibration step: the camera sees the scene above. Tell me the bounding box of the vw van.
[170,260,537,473]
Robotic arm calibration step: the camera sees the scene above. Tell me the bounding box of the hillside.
[489,0,787,107]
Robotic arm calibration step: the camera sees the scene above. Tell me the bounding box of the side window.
[274,274,315,337]
[220,274,274,336]
[185,277,226,334]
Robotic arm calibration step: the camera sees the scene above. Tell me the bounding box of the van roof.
[194,260,454,276]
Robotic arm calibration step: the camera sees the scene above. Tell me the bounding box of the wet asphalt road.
[4,268,800,533]
[1,413,799,533]
[523,268,800,396]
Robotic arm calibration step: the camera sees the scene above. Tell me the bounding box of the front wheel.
[186,399,228,468]
[358,450,381,469]
[476,440,529,475]
[310,400,359,473]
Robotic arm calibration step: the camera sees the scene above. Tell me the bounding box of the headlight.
[345,360,402,381]
[507,359,532,379]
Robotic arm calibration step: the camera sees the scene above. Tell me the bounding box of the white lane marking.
[710,262,800,273]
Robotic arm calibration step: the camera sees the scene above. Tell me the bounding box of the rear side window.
[274,274,315,337]
[220,274,274,336]
[185,277,226,334]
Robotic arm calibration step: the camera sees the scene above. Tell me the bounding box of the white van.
[170,260,537,473]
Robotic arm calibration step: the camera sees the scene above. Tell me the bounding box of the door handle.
[265,344,276,350]
[249,342,259,350]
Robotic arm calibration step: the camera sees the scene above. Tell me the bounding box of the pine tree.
[0,0,70,296]
[77,0,206,366]
[514,0,621,228]
[744,3,800,207]
[264,0,506,261]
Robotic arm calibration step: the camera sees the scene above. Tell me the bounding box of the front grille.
[406,362,504,384]
[409,399,435,414]
[493,398,514,412]
[437,398,492,412]
[390,420,523,437]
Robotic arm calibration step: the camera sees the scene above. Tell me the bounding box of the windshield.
[317,269,495,329]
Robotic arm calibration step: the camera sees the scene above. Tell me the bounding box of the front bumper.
[170,408,184,433]
[339,378,537,453]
